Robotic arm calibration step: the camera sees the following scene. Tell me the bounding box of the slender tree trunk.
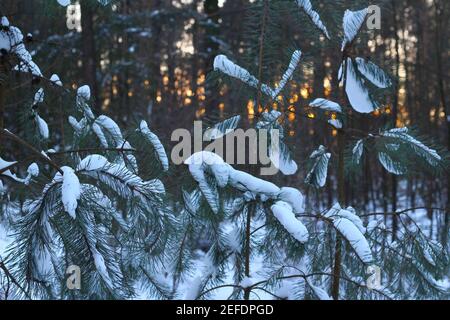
[203,0,220,115]
[243,203,254,300]
[433,0,449,245]
[332,129,345,300]
[80,1,99,110]
[0,57,7,153]
[391,0,401,241]
[255,0,269,113]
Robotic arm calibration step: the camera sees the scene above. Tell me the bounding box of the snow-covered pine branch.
[309,98,342,113]
[0,16,42,77]
[305,145,331,188]
[257,111,298,175]
[355,57,392,89]
[213,55,273,97]
[380,128,442,167]
[377,152,407,175]
[351,139,364,165]
[138,121,169,171]
[31,88,50,140]
[272,50,302,98]
[204,115,241,141]
[185,151,308,244]
[214,50,303,100]
[339,9,392,114]
[342,8,368,51]
[296,0,330,40]
[341,57,378,113]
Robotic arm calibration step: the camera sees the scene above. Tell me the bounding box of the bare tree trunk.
[391,0,401,241]
[433,0,449,245]
[80,1,99,110]
[332,129,345,300]
[243,203,254,300]
[0,57,7,153]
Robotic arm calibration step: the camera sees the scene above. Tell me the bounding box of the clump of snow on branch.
[50,74,63,86]
[306,278,332,300]
[271,201,309,243]
[278,187,305,214]
[36,115,49,140]
[328,119,342,129]
[31,88,49,140]
[54,167,81,219]
[342,58,377,113]
[325,204,373,263]
[185,152,308,244]
[309,98,342,113]
[77,85,91,105]
[240,276,255,289]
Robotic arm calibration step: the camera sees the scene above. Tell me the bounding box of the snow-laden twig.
[296,0,330,39]
[138,120,169,171]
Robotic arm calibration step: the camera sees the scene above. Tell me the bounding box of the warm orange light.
[301,87,309,99]
[197,74,206,85]
[307,112,316,119]
[258,105,264,113]
[247,100,255,117]
[288,112,296,122]
[163,75,169,86]
[196,107,206,118]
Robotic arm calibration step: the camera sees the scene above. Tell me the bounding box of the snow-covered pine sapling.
[182,151,308,299]
[3,85,172,298]
[205,1,449,300]
[1,18,174,298]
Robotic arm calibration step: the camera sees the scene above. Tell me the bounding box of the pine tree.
[0,0,449,300]
[177,0,449,300]
[0,17,173,299]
